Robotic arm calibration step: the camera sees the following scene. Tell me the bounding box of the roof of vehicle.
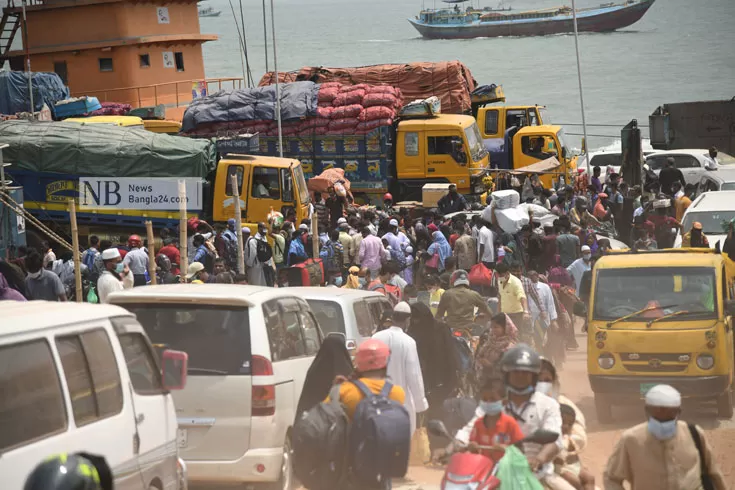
[285,286,385,303]
[687,191,735,212]
[597,249,724,270]
[0,301,133,337]
[515,124,563,135]
[219,154,300,168]
[65,115,144,126]
[108,283,305,307]
[399,114,477,130]
[645,149,713,159]
[698,168,735,183]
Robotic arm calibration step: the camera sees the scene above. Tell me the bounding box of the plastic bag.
[409,427,430,466]
[87,284,99,304]
[493,446,544,490]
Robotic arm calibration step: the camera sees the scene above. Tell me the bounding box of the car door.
[672,155,703,185]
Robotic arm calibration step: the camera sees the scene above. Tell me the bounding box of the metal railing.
[71,77,245,110]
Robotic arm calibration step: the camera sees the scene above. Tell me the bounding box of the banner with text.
[79,178,203,210]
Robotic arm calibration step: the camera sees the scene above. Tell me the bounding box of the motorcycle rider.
[454,344,571,489]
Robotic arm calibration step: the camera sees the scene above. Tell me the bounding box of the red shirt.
[158,245,181,275]
[469,412,524,464]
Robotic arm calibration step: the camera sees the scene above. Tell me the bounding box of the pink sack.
[362,93,398,108]
[328,118,359,132]
[356,118,392,131]
[339,83,370,93]
[333,90,365,107]
[359,106,395,121]
[317,106,334,118]
[331,104,363,119]
[299,117,330,130]
[318,88,339,103]
[319,82,343,90]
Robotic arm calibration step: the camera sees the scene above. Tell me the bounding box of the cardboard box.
[422,183,452,208]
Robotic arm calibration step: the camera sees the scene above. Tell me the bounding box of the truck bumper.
[589,375,730,399]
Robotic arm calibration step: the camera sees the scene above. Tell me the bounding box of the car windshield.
[123,304,251,375]
[682,210,735,235]
[715,152,735,165]
[464,123,487,162]
[721,183,735,191]
[593,267,717,324]
[306,299,345,336]
[590,153,622,168]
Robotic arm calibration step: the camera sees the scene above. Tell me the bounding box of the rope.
[0,189,74,251]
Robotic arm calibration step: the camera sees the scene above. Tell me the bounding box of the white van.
[0,301,187,490]
[108,284,323,490]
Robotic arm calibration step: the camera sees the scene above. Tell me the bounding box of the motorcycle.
[427,419,558,490]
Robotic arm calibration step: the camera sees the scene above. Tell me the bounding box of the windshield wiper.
[606,304,679,329]
[187,367,228,375]
[646,310,710,328]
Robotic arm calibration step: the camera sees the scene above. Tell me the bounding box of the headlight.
[697,354,714,370]
[598,353,615,369]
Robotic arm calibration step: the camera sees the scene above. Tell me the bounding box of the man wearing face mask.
[566,245,592,297]
[97,247,134,303]
[604,384,726,490]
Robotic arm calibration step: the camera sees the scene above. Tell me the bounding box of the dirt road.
[401,331,735,489]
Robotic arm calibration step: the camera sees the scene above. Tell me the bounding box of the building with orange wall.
[0,0,218,119]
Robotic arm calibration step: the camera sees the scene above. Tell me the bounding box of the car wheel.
[594,394,613,424]
[717,390,734,419]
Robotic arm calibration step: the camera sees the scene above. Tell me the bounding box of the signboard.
[162,52,175,69]
[157,7,170,24]
[216,134,261,155]
[79,178,203,211]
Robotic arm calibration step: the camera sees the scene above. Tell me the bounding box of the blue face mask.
[480,400,504,416]
[507,385,535,396]
[114,263,125,274]
[647,417,678,440]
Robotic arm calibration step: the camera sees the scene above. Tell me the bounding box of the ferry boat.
[198,6,221,17]
[408,0,656,39]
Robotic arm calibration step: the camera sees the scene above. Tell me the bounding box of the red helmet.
[383,193,393,202]
[127,234,142,248]
[355,339,390,372]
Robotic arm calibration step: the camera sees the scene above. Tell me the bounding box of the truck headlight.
[696,354,714,370]
[598,353,615,369]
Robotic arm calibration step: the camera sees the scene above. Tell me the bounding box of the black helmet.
[25,454,102,490]
[575,195,588,207]
[500,344,542,374]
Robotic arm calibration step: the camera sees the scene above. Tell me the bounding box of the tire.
[264,436,293,490]
[717,390,734,419]
[594,394,613,424]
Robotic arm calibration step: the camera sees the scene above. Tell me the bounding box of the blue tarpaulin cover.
[182,81,320,133]
[0,71,70,116]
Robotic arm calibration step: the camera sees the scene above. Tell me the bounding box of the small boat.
[198,6,221,17]
[409,0,656,39]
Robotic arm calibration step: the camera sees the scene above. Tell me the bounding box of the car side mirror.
[162,349,188,390]
[725,299,735,317]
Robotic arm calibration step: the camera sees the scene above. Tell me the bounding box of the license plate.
[640,383,657,396]
[177,428,188,448]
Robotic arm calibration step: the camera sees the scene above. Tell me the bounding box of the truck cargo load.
[258,61,477,115]
[0,120,217,178]
[0,71,70,116]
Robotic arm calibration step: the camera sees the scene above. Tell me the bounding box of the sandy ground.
[399,330,735,490]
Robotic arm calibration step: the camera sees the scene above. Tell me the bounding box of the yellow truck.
[587,248,735,421]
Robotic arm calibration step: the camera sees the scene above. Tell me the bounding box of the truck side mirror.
[162,349,188,390]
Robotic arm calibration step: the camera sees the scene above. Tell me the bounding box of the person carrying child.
[555,404,595,490]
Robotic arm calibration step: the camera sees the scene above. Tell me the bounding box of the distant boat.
[198,6,221,17]
[409,0,656,39]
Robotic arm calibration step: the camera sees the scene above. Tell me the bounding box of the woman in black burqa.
[295,334,354,418]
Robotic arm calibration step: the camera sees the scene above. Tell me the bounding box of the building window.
[53,61,68,85]
[174,52,185,72]
[139,54,150,68]
[98,58,113,72]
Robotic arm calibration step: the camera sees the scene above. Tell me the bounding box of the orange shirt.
[469,412,524,464]
[675,195,692,222]
[325,377,405,420]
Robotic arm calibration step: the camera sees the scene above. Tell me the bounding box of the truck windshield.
[464,123,487,162]
[538,107,551,124]
[293,165,310,205]
[123,304,252,375]
[593,267,718,325]
[557,129,572,158]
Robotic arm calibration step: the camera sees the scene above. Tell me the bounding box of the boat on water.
[198,6,221,17]
[408,0,656,39]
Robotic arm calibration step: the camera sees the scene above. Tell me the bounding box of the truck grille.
[619,353,690,362]
[622,364,688,373]
[620,352,691,373]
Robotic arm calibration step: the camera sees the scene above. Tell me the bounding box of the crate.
[54,97,102,118]
[422,183,452,208]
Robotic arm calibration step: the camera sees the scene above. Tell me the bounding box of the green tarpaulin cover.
[0,120,216,178]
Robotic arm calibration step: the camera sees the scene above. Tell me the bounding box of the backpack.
[292,385,349,490]
[349,380,411,485]
[82,248,98,271]
[319,241,341,273]
[251,237,273,263]
[222,232,239,270]
[368,282,402,306]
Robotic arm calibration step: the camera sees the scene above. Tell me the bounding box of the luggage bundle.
[54,96,102,118]
[88,102,132,116]
[285,258,324,286]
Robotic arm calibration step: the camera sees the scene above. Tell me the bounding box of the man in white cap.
[373,301,428,435]
[97,247,134,303]
[435,270,491,328]
[185,262,208,284]
[382,218,410,275]
[566,245,592,296]
[604,384,726,490]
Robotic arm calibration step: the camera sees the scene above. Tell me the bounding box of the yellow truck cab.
[65,115,146,129]
[212,154,311,230]
[587,249,735,421]
[511,125,576,187]
[476,104,550,142]
[393,113,489,199]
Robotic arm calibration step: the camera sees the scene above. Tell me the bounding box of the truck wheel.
[594,394,613,424]
[717,390,734,419]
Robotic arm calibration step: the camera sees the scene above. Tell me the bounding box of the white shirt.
[123,247,149,275]
[97,270,134,303]
[567,258,591,296]
[478,226,495,262]
[530,281,557,327]
[455,391,563,477]
[372,326,428,434]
